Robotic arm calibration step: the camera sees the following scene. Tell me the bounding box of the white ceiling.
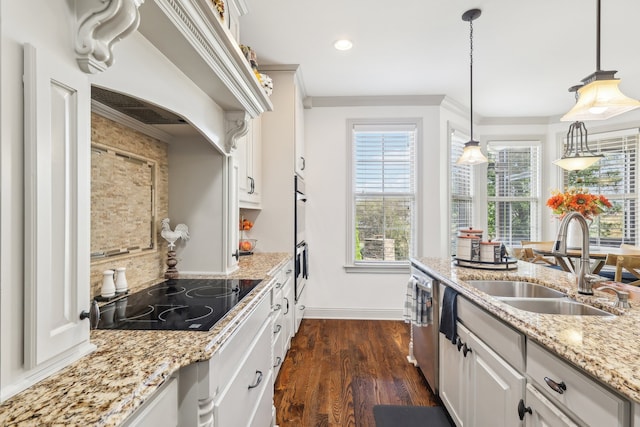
[238,0,640,120]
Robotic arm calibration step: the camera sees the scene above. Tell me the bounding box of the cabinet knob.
[462,343,472,357]
[544,376,567,394]
[248,370,263,389]
[517,399,532,420]
[232,249,240,261]
[79,300,100,329]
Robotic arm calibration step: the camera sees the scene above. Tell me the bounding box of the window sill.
[343,262,410,274]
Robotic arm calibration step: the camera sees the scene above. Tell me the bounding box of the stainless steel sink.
[466,280,566,298]
[501,298,614,316]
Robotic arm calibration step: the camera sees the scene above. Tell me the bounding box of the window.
[563,129,639,247]
[487,141,541,246]
[347,120,418,268]
[450,130,474,255]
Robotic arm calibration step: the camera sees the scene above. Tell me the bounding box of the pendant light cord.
[596,0,601,72]
[469,18,474,142]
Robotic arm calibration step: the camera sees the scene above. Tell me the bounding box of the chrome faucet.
[552,211,595,295]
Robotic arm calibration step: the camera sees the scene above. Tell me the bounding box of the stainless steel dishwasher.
[409,264,440,394]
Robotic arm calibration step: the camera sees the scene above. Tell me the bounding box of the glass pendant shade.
[561,78,640,122]
[553,155,602,171]
[553,121,603,171]
[457,141,488,165]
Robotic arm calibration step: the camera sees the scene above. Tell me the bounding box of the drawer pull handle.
[284,297,290,314]
[462,343,472,357]
[544,377,567,394]
[517,399,532,420]
[274,357,282,368]
[275,282,283,289]
[274,324,282,334]
[273,304,282,312]
[286,269,292,274]
[456,337,463,351]
[248,370,263,389]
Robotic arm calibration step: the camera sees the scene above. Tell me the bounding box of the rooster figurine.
[161,218,190,250]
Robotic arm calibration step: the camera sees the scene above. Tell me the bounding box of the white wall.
[303,103,445,320]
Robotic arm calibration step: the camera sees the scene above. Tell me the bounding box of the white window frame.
[561,128,640,247]
[345,118,421,273]
[486,140,542,246]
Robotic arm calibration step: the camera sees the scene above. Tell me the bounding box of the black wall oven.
[294,175,308,302]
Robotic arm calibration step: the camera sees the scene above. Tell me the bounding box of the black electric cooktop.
[96,278,262,331]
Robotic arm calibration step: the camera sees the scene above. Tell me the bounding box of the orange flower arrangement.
[546,187,612,220]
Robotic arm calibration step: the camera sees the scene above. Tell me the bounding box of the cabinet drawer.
[205,295,271,397]
[527,341,629,427]
[456,290,525,371]
[249,369,274,427]
[215,317,272,427]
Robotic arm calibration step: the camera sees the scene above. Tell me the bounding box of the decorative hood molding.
[224,111,250,153]
[74,0,145,74]
[136,0,273,118]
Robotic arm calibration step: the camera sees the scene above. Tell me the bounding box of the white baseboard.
[304,307,403,320]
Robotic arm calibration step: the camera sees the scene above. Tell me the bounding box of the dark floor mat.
[373,405,453,427]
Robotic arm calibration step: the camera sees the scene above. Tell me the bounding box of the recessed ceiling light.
[334,39,353,51]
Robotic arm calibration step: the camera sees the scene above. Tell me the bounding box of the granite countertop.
[412,257,640,405]
[0,253,291,427]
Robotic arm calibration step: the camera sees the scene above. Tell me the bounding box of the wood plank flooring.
[274,319,439,427]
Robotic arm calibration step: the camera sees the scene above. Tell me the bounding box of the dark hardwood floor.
[274,319,439,427]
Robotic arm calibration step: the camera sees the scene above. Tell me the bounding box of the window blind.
[450,130,473,255]
[487,141,541,246]
[564,129,639,247]
[352,123,416,262]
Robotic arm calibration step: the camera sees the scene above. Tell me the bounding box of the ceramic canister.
[457,235,481,261]
[480,241,503,263]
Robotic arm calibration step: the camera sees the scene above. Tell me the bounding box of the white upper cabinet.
[294,82,306,178]
[22,44,96,375]
[238,117,262,208]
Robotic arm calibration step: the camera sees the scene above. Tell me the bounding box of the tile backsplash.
[89,113,169,297]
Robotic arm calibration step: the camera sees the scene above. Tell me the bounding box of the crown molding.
[306,95,446,108]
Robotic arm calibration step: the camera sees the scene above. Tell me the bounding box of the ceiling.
[238,0,640,120]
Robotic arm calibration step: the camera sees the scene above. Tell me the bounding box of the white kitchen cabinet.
[439,322,525,427]
[252,65,304,253]
[526,341,630,427]
[195,294,273,427]
[439,325,471,427]
[21,43,95,387]
[123,375,179,427]
[238,116,262,208]
[271,260,294,380]
[523,383,579,427]
[438,284,525,427]
[466,327,526,427]
[294,82,306,178]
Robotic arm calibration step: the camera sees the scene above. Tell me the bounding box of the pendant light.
[553,120,603,170]
[561,0,640,122]
[456,8,487,165]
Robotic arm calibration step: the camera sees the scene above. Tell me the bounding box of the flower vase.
[566,219,583,249]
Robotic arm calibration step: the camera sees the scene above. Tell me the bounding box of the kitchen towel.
[439,286,459,344]
[403,277,432,326]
